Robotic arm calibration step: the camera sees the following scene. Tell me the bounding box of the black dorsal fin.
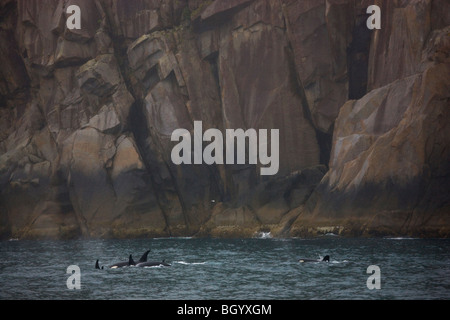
[95,260,100,269]
[138,250,150,263]
[128,254,135,266]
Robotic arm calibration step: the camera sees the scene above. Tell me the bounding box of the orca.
[95,259,103,270]
[108,254,135,269]
[95,254,134,269]
[95,250,150,269]
[136,259,171,267]
[298,255,330,263]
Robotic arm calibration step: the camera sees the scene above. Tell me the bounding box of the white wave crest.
[174,261,206,265]
[254,231,272,239]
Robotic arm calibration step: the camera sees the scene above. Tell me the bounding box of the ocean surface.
[0,235,449,300]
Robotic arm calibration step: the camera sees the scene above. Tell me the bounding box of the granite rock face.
[0,0,449,239]
[291,2,450,237]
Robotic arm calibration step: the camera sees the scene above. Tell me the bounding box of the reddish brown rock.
[291,37,450,237]
[0,0,449,239]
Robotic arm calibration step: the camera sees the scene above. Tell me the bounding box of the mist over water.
[1,237,449,300]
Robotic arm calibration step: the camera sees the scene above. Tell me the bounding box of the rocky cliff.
[0,0,449,239]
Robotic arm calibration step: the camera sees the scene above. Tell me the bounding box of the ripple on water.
[0,238,449,299]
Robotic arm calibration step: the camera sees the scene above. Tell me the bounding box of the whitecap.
[143,265,162,268]
[152,237,193,240]
[174,261,206,265]
[254,231,272,239]
[384,237,419,240]
[330,259,349,264]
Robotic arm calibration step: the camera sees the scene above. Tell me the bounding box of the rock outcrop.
[0,0,449,239]
[291,1,450,238]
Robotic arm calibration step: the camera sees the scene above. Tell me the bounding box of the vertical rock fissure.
[284,42,331,168]
[203,51,230,204]
[99,2,176,235]
[347,13,371,100]
[127,101,174,236]
[68,130,90,237]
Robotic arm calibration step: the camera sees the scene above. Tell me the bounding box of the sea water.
[0,236,449,300]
